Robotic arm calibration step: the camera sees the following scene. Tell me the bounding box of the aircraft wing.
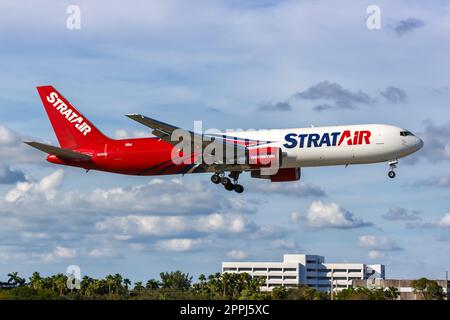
[126,114,247,164]
[24,141,92,161]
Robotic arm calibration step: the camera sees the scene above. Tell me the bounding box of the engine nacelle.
[247,146,282,168]
[251,167,301,182]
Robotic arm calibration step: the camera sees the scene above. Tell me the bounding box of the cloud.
[290,200,372,229]
[249,181,326,197]
[86,247,118,258]
[295,81,375,111]
[155,238,202,252]
[4,169,64,203]
[36,246,77,262]
[393,18,425,36]
[380,86,407,104]
[271,239,298,250]
[0,165,26,184]
[414,174,450,188]
[226,249,247,260]
[95,213,256,239]
[0,169,271,263]
[0,124,41,165]
[358,235,402,251]
[313,104,335,112]
[368,250,385,260]
[382,207,422,221]
[437,213,450,228]
[405,212,450,229]
[413,120,450,163]
[258,101,292,112]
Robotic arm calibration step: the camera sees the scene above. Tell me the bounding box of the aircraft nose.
[416,137,424,150]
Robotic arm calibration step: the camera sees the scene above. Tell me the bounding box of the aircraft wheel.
[224,183,235,191]
[221,177,231,186]
[211,174,221,184]
[388,171,396,179]
[234,184,244,193]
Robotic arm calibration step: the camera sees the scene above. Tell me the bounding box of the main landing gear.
[211,171,244,193]
[388,159,398,179]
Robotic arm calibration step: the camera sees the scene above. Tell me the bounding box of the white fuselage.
[225,124,423,169]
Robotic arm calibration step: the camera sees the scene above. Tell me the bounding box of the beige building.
[352,279,450,300]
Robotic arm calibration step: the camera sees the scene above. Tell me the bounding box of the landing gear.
[234,184,244,193]
[210,171,244,193]
[221,177,232,186]
[388,159,398,179]
[211,174,221,184]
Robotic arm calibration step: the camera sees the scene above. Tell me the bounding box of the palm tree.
[29,272,43,290]
[54,273,67,296]
[105,275,115,296]
[123,278,131,291]
[134,281,144,291]
[7,272,25,287]
[113,273,123,294]
[146,279,161,290]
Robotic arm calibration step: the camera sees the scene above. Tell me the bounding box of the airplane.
[25,86,424,193]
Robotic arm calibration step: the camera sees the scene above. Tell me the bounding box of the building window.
[284,276,297,280]
[238,268,252,272]
[253,268,267,272]
[269,268,282,272]
[348,269,362,273]
[283,268,297,272]
[307,268,317,272]
[269,276,283,280]
[306,260,318,264]
[332,269,347,272]
[223,267,236,271]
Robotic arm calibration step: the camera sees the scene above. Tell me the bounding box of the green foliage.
[159,271,192,291]
[1,271,441,301]
[411,278,445,300]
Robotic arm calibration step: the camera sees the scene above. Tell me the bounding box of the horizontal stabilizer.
[24,141,92,161]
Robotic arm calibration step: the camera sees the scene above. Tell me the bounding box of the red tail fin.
[36,86,110,149]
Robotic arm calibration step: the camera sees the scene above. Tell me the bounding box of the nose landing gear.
[211,171,244,193]
[388,159,398,179]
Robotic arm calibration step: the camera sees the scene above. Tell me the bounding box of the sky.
[0,0,449,283]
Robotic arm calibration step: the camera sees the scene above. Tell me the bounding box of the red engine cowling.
[247,147,282,168]
[251,168,301,182]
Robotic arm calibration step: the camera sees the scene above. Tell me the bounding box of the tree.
[411,278,445,300]
[123,278,131,291]
[272,286,288,300]
[425,281,445,300]
[134,281,144,291]
[55,274,68,296]
[384,287,400,300]
[159,271,192,291]
[29,272,43,290]
[146,279,161,290]
[7,272,25,287]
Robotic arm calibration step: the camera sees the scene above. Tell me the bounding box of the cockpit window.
[400,131,414,137]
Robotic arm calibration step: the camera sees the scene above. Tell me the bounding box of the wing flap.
[24,141,92,161]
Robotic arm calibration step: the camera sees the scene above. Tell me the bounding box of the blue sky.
[0,0,449,283]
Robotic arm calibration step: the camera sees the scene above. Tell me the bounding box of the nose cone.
[415,137,424,151]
